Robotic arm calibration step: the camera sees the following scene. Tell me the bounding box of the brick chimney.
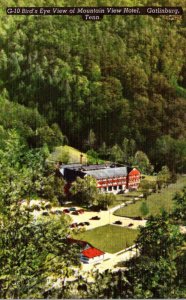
[80,154,83,164]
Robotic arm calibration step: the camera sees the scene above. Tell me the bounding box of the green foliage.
[172,187,186,224]
[140,179,156,199]
[96,193,115,209]
[59,148,70,164]
[64,269,130,299]
[35,170,66,204]
[0,1,186,297]
[0,130,79,298]
[154,135,186,173]
[85,129,96,150]
[123,212,184,298]
[157,165,171,189]
[86,149,99,164]
[109,144,123,163]
[0,96,65,150]
[134,151,154,174]
[114,176,186,218]
[126,256,180,298]
[136,212,183,259]
[0,0,185,170]
[0,211,78,298]
[140,201,149,217]
[122,138,136,163]
[70,175,98,206]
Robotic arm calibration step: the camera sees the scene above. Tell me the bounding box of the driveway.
[70,209,146,230]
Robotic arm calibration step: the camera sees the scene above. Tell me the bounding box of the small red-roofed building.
[80,247,105,264]
[67,237,105,264]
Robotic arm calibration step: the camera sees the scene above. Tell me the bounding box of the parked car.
[128,223,134,227]
[90,216,100,220]
[45,203,52,210]
[89,206,100,212]
[78,222,85,226]
[133,216,143,220]
[69,207,76,211]
[42,211,49,216]
[63,209,70,213]
[113,220,122,225]
[72,211,79,215]
[77,209,84,214]
[84,222,90,226]
[70,223,78,228]
[53,210,63,215]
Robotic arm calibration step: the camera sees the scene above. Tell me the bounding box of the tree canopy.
[0,0,185,171]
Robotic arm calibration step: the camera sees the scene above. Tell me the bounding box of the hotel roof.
[84,166,128,179]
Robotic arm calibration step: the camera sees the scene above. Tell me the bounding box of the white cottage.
[80,247,105,264]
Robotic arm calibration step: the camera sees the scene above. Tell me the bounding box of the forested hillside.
[0,1,186,298]
[0,0,185,171]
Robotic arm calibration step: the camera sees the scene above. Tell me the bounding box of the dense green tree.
[126,256,180,298]
[140,179,156,200]
[0,129,79,298]
[157,165,171,189]
[109,144,123,163]
[86,149,99,164]
[85,129,96,150]
[154,136,186,173]
[136,212,183,260]
[0,210,79,298]
[134,151,154,174]
[96,193,115,209]
[70,175,98,206]
[172,187,186,224]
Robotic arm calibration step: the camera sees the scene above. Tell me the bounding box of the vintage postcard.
[0,0,185,298]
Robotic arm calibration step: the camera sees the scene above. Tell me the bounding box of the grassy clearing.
[141,174,157,182]
[48,145,88,164]
[110,191,143,208]
[109,200,125,209]
[114,176,186,218]
[73,224,139,253]
[116,191,142,199]
[48,145,104,164]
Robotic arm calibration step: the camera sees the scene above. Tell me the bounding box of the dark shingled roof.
[84,167,128,179]
[60,163,82,170]
[81,164,111,171]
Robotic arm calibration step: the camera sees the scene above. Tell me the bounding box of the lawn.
[47,145,104,164]
[141,174,157,182]
[73,224,139,254]
[47,145,88,164]
[114,176,186,218]
[109,190,143,208]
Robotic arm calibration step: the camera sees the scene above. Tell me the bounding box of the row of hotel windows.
[99,185,123,192]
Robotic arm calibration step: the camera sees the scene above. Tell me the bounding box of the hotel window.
[114,186,117,190]
[108,186,112,191]
[119,185,122,190]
